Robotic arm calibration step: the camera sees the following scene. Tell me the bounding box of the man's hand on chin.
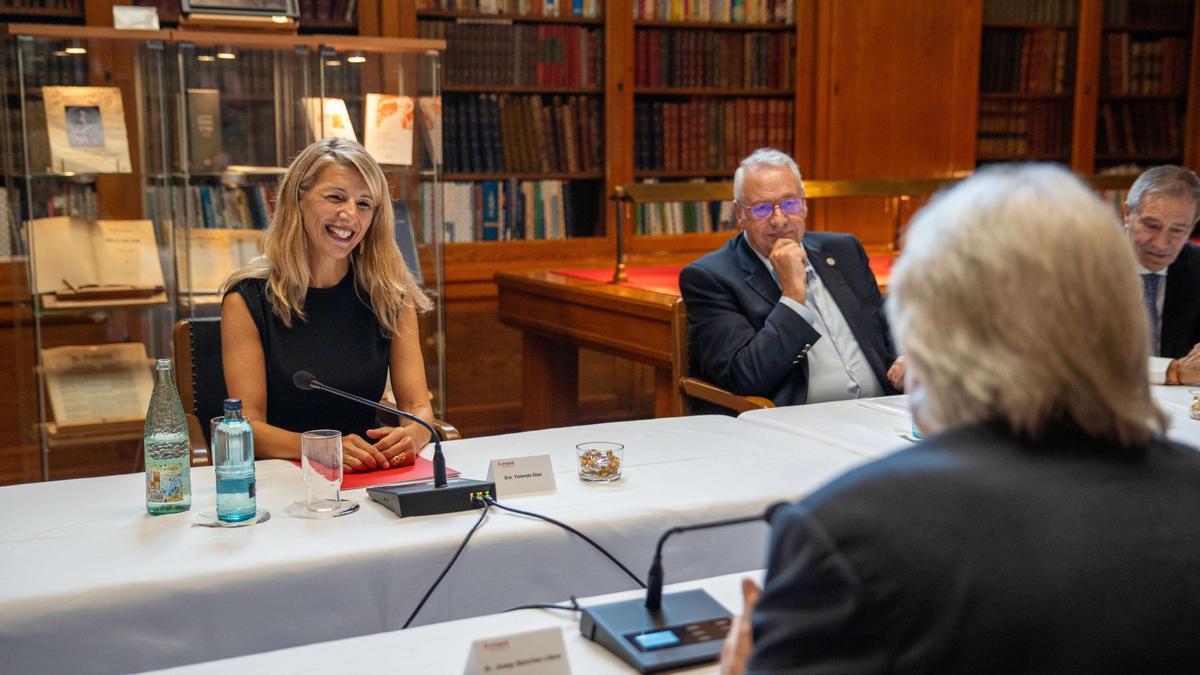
[770,238,808,302]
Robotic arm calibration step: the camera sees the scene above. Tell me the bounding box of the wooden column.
[605,0,634,246]
[1071,0,1103,174]
[1186,0,1200,170]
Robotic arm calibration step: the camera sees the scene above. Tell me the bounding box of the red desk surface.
[555,255,895,294]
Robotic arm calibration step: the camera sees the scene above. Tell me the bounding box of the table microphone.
[579,501,786,673]
[293,370,495,517]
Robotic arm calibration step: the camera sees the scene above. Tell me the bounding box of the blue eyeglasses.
[737,197,806,221]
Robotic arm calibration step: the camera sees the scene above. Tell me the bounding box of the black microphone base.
[367,478,496,518]
[579,589,732,673]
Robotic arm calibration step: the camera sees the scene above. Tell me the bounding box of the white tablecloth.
[151,570,764,675]
[740,386,1200,457]
[0,415,864,674]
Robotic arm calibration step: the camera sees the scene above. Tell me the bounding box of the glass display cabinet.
[1,25,175,480]
[1,25,446,481]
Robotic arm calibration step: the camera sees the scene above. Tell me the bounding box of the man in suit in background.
[1123,165,1200,385]
[679,148,903,408]
[720,164,1200,674]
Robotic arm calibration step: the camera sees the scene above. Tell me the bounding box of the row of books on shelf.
[185,184,276,231]
[0,0,80,9]
[11,42,88,89]
[416,0,600,17]
[635,191,735,236]
[420,22,602,88]
[28,180,97,220]
[297,0,357,22]
[635,29,793,90]
[436,179,600,242]
[632,0,793,23]
[1103,0,1194,28]
[1097,99,1185,157]
[634,98,794,172]
[444,93,602,174]
[980,27,1075,94]
[983,0,1076,25]
[1103,35,1192,96]
[976,99,1071,158]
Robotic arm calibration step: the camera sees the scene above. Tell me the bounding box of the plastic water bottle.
[214,398,256,522]
[144,358,191,515]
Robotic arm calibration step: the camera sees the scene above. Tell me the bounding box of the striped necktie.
[1142,273,1161,357]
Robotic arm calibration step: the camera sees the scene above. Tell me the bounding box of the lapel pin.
[826,257,836,266]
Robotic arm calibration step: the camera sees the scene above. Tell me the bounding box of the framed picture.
[181,0,299,17]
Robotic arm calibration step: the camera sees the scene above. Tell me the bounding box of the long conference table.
[3,387,1197,673]
[0,415,865,674]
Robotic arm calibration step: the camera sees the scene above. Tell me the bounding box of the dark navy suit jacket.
[749,423,1200,673]
[679,231,896,406]
[1162,242,1200,358]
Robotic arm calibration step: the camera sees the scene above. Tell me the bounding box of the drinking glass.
[1189,389,1200,421]
[301,429,353,513]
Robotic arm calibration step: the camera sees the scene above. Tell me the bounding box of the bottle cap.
[223,398,242,411]
[156,358,172,369]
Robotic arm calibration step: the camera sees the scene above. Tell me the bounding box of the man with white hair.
[1122,165,1200,385]
[679,148,903,408]
[718,164,1200,673]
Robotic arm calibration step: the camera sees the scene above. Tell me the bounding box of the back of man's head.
[888,163,1164,448]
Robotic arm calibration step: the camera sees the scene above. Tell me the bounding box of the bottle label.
[147,460,187,503]
[217,477,256,497]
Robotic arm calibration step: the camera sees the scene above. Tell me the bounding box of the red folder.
[289,456,461,490]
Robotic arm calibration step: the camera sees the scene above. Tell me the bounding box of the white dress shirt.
[754,248,884,403]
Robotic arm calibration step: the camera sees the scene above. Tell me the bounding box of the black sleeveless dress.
[231,273,390,439]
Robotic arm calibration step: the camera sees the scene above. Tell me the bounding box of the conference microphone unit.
[293,370,494,518]
[579,502,787,673]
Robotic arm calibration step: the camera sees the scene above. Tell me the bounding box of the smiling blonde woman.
[220,138,433,473]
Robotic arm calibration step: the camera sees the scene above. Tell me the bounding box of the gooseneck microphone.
[580,501,787,673]
[644,501,787,611]
[293,370,495,517]
[293,369,447,486]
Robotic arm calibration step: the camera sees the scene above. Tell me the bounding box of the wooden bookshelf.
[633,19,793,31]
[634,87,795,96]
[417,10,602,26]
[975,0,1200,172]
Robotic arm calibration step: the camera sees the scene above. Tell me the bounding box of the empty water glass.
[301,429,355,515]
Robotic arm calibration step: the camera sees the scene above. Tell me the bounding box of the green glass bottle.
[144,358,191,515]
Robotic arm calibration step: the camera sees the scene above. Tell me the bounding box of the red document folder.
[290,456,461,490]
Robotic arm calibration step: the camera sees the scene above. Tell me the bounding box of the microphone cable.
[402,498,491,629]
[503,596,581,614]
[484,497,646,589]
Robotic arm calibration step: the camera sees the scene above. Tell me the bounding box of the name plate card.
[463,626,571,675]
[486,455,557,498]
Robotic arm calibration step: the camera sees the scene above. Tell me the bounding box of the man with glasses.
[1121,165,1200,385]
[680,148,903,408]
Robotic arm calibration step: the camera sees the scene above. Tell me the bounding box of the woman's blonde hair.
[223,138,430,332]
[887,163,1165,448]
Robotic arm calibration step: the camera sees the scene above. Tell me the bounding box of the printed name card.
[486,455,557,498]
[464,627,571,675]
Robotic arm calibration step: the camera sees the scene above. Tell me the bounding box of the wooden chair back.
[670,297,774,415]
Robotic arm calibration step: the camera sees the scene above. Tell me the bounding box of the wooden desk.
[495,270,681,430]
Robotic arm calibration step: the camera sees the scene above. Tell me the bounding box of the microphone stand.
[644,512,771,611]
[305,379,447,487]
[580,503,783,672]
